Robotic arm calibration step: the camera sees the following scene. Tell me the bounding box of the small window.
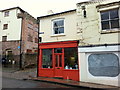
[2,36,7,41]
[4,11,9,17]
[42,49,52,68]
[52,19,64,34]
[26,49,32,54]
[100,8,119,30]
[34,27,38,31]
[3,24,8,30]
[35,38,38,43]
[88,53,119,77]
[28,23,33,30]
[28,35,33,42]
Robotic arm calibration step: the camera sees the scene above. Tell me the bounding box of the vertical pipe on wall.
[19,17,23,69]
[37,18,40,77]
[18,11,24,69]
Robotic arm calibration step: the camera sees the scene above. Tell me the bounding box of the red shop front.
[38,40,79,81]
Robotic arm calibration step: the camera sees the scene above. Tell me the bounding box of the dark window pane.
[111,19,119,29]
[55,55,58,67]
[110,9,119,19]
[2,36,7,41]
[101,21,110,30]
[54,28,58,34]
[3,24,8,30]
[64,48,78,69]
[59,27,64,34]
[59,55,62,67]
[54,48,62,53]
[42,49,52,68]
[4,11,9,17]
[88,53,119,77]
[54,22,58,27]
[101,11,109,20]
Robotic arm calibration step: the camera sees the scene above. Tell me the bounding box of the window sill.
[51,34,66,37]
[101,29,120,34]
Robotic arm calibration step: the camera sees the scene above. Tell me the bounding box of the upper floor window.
[28,23,33,30]
[100,8,119,30]
[52,19,64,34]
[2,36,7,41]
[34,27,38,31]
[35,37,38,43]
[4,11,9,17]
[3,24,8,30]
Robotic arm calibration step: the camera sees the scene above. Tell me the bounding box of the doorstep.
[31,77,119,90]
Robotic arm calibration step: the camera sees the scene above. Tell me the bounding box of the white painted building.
[0,7,22,41]
[0,7,38,68]
[77,0,120,86]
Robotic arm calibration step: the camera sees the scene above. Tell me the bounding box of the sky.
[0,0,88,18]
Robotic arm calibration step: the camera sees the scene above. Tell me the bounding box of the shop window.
[100,8,119,30]
[42,49,52,68]
[52,19,64,34]
[64,48,78,69]
[88,53,119,77]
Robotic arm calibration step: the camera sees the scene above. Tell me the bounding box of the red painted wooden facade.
[38,41,79,81]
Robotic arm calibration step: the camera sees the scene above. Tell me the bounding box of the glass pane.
[101,21,110,30]
[55,55,58,67]
[59,20,64,26]
[54,48,62,53]
[110,9,119,19]
[42,49,52,68]
[88,53,119,77]
[59,55,62,67]
[64,48,78,69]
[54,22,58,27]
[59,27,64,34]
[101,11,109,20]
[111,19,119,29]
[54,28,58,34]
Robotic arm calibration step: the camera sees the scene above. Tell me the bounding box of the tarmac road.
[2,77,75,88]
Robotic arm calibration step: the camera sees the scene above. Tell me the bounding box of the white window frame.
[100,7,120,31]
[52,18,64,35]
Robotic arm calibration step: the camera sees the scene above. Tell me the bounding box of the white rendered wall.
[78,45,120,86]
[0,8,22,41]
[39,11,78,42]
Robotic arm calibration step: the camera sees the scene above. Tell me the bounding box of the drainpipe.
[17,12,24,69]
[19,19,23,69]
[37,18,40,77]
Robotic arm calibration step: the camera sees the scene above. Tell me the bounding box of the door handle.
[57,68,60,69]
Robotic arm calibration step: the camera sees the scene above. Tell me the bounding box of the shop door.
[54,53,63,77]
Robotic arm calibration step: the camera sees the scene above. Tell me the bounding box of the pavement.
[2,66,120,90]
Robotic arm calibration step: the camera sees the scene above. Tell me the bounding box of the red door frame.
[54,53,63,77]
[38,40,79,81]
